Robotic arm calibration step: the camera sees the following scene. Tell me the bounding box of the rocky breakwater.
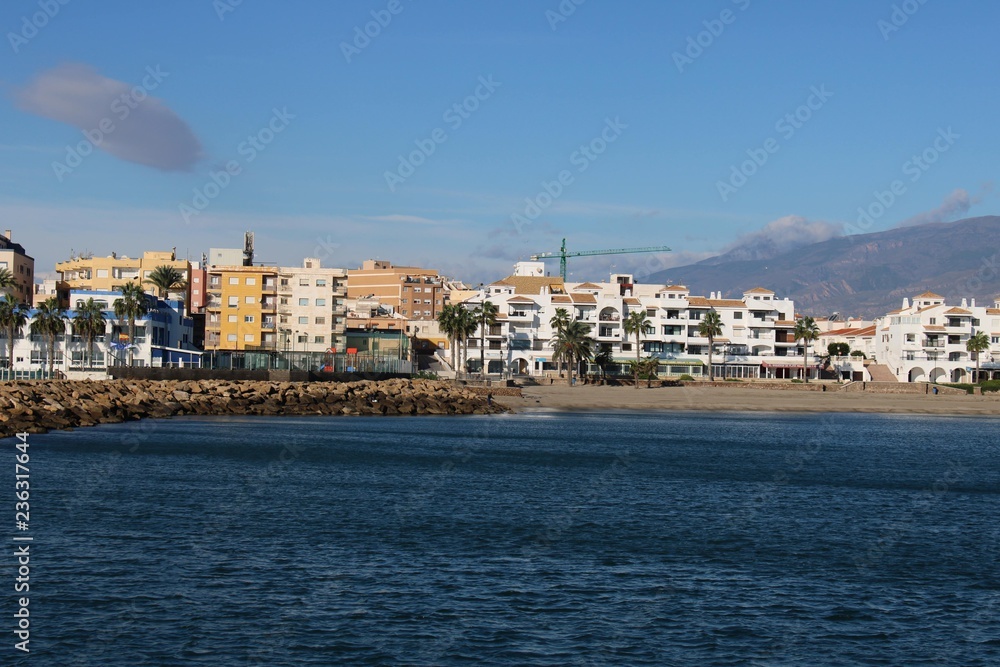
[0,379,504,438]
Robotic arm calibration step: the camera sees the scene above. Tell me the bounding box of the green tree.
[30,297,69,377]
[0,267,18,298]
[698,310,723,381]
[144,265,187,300]
[113,282,151,367]
[794,316,820,383]
[454,306,478,377]
[549,307,571,377]
[436,304,461,374]
[473,301,499,376]
[552,319,594,386]
[0,295,28,370]
[827,342,850,358]
[594,346,613,382]
[73,298,108,369]
[966,330,991,384]
[628,355,660,388]
[623,310,651,389]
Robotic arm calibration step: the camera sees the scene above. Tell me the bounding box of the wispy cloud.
[719,215,843,261]
[361,214,461,226]
[12,62,202,171]
[895,184,993,227]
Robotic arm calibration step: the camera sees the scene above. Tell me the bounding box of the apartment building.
[1,290,196,375]
[874,291,1000,383]
[205,259,347,356]
[277,258,348,354]
[347,260,445,322]
[458,262,810,379]
[0,229,34,305]
[55,250,191,300]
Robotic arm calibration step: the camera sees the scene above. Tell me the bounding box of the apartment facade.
[278,258,348,355]
[55,250,191,300]
[874,291,1000,383]
[1,290,197,375]
[457,262,812,379]
[0,229,34,305]
[347,260,445,323]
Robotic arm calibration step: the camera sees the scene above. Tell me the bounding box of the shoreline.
[494,384,1000,417]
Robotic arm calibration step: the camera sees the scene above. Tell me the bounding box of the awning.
[761,361,820,368]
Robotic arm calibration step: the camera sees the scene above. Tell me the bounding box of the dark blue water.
[8,411,1000,665]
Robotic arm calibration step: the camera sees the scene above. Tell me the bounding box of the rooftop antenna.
[243,231,255,266]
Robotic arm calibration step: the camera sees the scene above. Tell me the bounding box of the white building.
[457,262,818,380]
[873,291,1000,383]
[278,258,348,355]
[1,290,198,377]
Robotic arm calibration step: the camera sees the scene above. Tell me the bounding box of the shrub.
[412,370,439,380]
[678,374,695,382]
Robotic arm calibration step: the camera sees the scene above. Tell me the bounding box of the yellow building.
[55,250,191,295]
[204,265,279,351]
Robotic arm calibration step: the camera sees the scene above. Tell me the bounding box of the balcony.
[922,340,945,348]
[262,322,276,330]
[508,310,533,321]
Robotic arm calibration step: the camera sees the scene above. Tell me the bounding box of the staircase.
[865,362,898,382]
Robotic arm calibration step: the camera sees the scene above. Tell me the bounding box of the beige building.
[55,249,191,299]
[278,258,348,354]
[0,229,34,305]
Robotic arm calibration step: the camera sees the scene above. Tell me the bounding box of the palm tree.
[30,297,69,377]
[552,319,594,386]
[624,310,652,389]
[454,306,478,378]
[549,307,571,377]
[0,295,28,370]
[698,310,724,381]
[473,300,499,376]
[113,282,151,367]
[594,346,613,382]
[436,304,460,374]
[793,316,820,383]
[0,267,17,298]
[144,265,187,299]
[73,298,108,370]
[966,330,990,384]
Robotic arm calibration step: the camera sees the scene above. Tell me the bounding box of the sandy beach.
[495,384,1000,416]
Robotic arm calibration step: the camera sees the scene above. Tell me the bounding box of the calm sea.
[9,411,1000,666]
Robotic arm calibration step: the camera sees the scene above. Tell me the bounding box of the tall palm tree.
[698,310,724,381]
[73,298,108,369]
[552,319,594,386]
[454,306,478,377]
[0,295,28,370]
[549,307,571,376]
[113,282,151,367]
[623,310,651,389]
[144,265,187,298]
[0,267,18,298]
[30,297,69,377]
[473,300,499,376]
[436,304,460,373]
[966,330,991,384]
[793,316,820,383]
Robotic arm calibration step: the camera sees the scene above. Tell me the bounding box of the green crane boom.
[529,238,672,281]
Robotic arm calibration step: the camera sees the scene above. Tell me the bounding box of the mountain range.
[646,216,1000,319]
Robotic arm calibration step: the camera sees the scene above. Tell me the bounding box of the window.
[314,335,325,344]
[297,335,307,343]
[244,334,254,342]
[227,334,237,342]
[298,317,308,325]
[228,296,238,307]
[299,298,309,306]
[96,269,109,278]
[315,317,325,325]
[316,279,327,287]
[280,278,289,286]
[734,312,742,319]
[246,277,256,285]
[229,277,239,285]
[244,296,255,304]
[316,298,326,307]
[228,315,237,323]
[622,343,632,351]
[299,279,309,286]
[244,315,255,323]
[929,318,936,325]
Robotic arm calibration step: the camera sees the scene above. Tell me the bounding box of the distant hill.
[647,216,1000,318]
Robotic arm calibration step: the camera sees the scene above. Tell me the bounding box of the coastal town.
[3,227,999,387]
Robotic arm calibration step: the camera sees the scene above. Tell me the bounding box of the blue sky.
[1,0,996,284]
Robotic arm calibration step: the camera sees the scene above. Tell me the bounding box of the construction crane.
[529,238,672,282]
